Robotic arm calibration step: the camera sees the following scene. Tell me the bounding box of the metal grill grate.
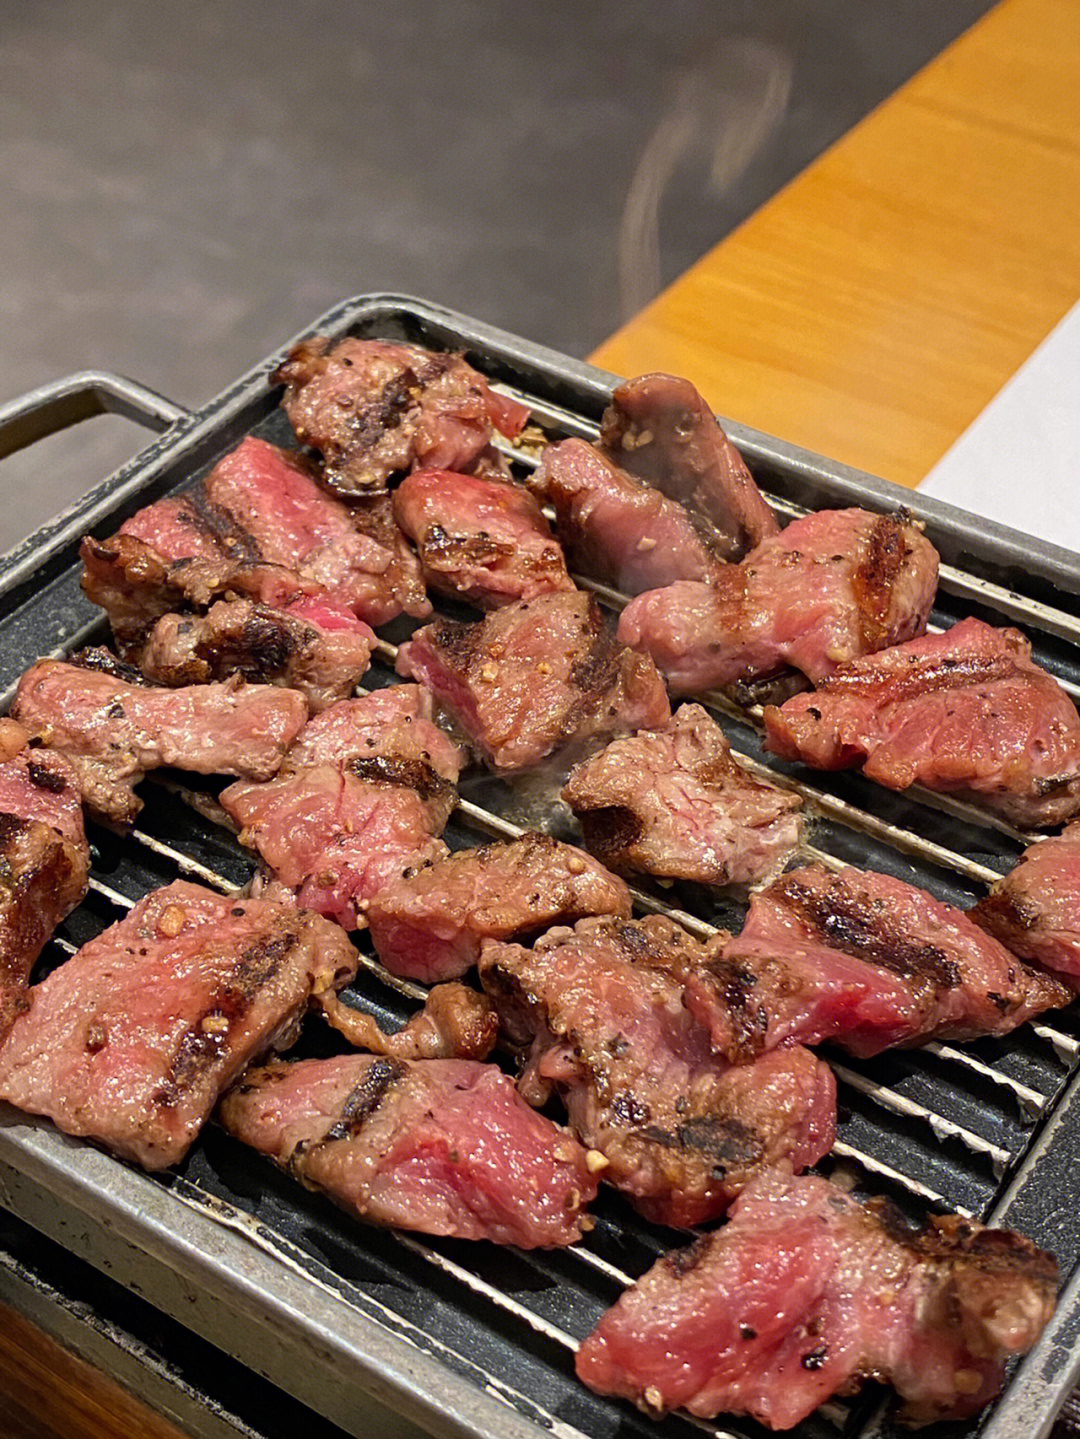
[1,295,1080,1439]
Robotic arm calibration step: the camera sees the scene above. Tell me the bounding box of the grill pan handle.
[0,370,186,460]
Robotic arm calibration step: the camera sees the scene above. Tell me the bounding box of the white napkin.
[919,300,1080,552]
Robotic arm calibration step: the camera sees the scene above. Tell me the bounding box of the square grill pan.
[1,295,1079,1439]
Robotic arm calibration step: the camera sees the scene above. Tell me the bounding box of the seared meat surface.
[81,437,430,634]
[13,650,308,826]
[599,373,778,561]
[273,337,530,495]
[576,1170,1058,1429]
[528,438,726,594]
[396,591,671,773]
[0,881,358,1169]
[0,729,89,1034]
[364,832,632,982]
[563,704,802,886]
[220,687,465,929]
[219,1054,598,1247]
[619,508,939,696]
[711,864,1070,1059]
[765,618,1080,827]
[479,915,835,1228]
[972,823,1080,980]
[132,596,375,712]
[392,468,573,608]
[317,983,498,1061]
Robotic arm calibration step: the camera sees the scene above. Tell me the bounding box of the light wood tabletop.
[6,1,1080,1436]
[591,0,1080,489]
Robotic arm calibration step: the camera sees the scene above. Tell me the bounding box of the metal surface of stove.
[0,296,1079,1439]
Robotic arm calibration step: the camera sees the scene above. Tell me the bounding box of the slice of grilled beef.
[273,337,531,496]
[81,437,430,636]
[972,823,1080,981]
[0,881,358,1169]
[598,374,778,561]
[396,591,671,773]
[710,864,1070,1060]
[12,651,308,826]
[131,596,375,712]
[392,468,574,608]
[317,983,498,1061]
[576,1170,1058,1429]
[563,704,802,887]
[765,618,1080,827]
[528,438,727,594]
[479,916,835,1228]
[618,508,939,696]
[219,688,465,929]
[363,833,633,982]
[0,727,89,1035]
[219,1054,599,1247]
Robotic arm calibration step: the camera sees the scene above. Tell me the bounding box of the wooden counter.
[591,0,1080,487]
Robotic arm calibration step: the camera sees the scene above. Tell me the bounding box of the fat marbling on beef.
[528,438,727,594]
[0,721,90,1035]
[0,881,358,1169]
[392,468,573,608]
[479,915,835,1228]
[81,436,430,636]
[273,337,530,495]
[396,591,671,773]
[765,617,1080,828]
[220,686,465,928]
[12,650,308,826]
[576,1170,1058,1429]
[219,1054,599,1247]
[363,832,633,982]
[599,373,778,561]
[131,596,375,713]
[563,703,802,886]
[317,982,498,1061]
[708,864,1070,1060]
[972,823,1080,981]
[618,508,939,696]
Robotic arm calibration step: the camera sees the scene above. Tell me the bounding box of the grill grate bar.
[829,1141,970,1215]
[921,1043,1048,1116]
[831,1064,1011,1172]
[128,827,243,893]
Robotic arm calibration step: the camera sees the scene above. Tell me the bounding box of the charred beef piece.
[765,617,1080,827]
[710,864,1070,1060]
[396,591,671,773]
[12,651,308,826]
[131,596,375,713]
[618,508,939,696]
[0,881,358,1170]
[273,337,530,496]
[479,915,835,1228]
[364,833,633,983]
[81,437,430,636]
[563,704,802,887]
[392,468,574,608]
[0,722,90,1035]
[219,1054,598,1247]
[972,822,1080,981]
[528,438,727,594]
[219,687,465,929]
[317,982,498,1061]
[599,373,778,561]
[576,1170,1058,1429]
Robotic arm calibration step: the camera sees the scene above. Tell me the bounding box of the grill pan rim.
[0,292,1077,1439]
